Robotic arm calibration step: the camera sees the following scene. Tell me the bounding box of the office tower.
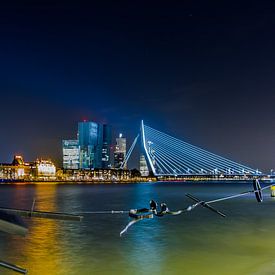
[62,140,80,169]
[78,121,99,169]
[114,133,127,168]
[102,124,112,168]
[77,121,112,169]
[140,154,149,176]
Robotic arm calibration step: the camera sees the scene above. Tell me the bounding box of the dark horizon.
[0,1,275,172]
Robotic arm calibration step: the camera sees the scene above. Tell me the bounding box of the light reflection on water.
[0,182,275,274]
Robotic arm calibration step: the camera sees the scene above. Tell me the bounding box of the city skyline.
[0,1,275,171]
[1,116,274,173]
[0,119,266,175]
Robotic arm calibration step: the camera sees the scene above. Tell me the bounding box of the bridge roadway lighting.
[139,121,260,177]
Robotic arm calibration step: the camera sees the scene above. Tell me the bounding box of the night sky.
[0,1,275,172]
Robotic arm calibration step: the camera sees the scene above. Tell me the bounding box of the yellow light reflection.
[13,185,67,275]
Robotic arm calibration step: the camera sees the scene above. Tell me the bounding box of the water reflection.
[22,185,63,274]
[1,182,275,274]
[125,183,164,274]
[1,185,68,274]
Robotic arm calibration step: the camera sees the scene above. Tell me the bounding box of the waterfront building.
[60,168,132,182]
[33,159,56,179]
[140,154,149,176]
[114,133,127,168]
[0,155,30,180]
[0,155,56,181]
[62,140,80,169]
[78,121,101,169]
[77,121,112,169]
[102,124,112,168]
[12,155,24,166]
[62,120,112,170]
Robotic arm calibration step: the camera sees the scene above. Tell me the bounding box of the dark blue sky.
[0,1,275,171]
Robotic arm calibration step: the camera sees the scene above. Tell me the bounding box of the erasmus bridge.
[122,121,261,177]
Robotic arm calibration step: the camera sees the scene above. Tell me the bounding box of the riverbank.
[0,178,157,184]
[0,177,273,184]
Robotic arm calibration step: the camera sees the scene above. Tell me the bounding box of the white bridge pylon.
[122,121,261,177]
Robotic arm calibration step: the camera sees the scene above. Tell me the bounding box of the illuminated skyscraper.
[102,124,112,168]
[78,121,101,169]
[77,121,112,169]
[114,133,127,168]
[140,154,149,176]
[62,121,112,169]
[62,140,80,169]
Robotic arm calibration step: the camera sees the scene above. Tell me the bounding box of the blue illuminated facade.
[78,121,101,169]
[63,121,112,169]
[77,121,112,169]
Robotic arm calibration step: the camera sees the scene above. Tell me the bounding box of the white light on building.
[140,154,149,176]
[114,134,127,168]
[35,159,56,178]
[63,140,80,169]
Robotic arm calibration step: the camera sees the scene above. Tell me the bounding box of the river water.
[1,181,275,275]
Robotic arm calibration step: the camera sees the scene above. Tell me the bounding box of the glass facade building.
[102,124,112,168]
[62,121,112,170]
[114,134,127,168]
[62,140,80,169]
[78,121,102,169]
[140,154,149,176]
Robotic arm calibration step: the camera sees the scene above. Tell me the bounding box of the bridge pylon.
[121,121,261,177]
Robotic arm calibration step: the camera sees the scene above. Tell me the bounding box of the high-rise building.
[140,154,149,176]
[62,140,80,169]
[78,121,100,169]
[62,121,112,170]
[77,121,112,169]
[102,124,112,168]
[114,133,127,168]
[78,121,99,147]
